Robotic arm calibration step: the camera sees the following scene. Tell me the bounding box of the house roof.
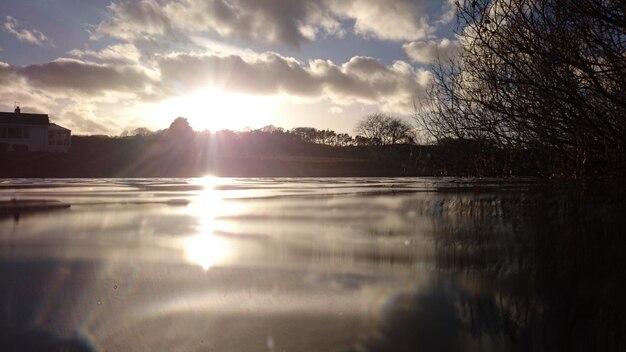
[0,112,50,126]
[49,123,71,132]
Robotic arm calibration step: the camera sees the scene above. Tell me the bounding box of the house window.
[23,128,30,138]
[8,128,23,139]
[0,127,6,138]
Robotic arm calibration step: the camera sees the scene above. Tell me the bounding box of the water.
[0,178,624,351]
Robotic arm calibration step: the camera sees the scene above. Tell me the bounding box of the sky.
[0,0,459,135]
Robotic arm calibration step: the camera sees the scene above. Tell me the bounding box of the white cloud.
[403,38,461,64]
[326,0,434,41]
[3,16,53,46]
[68,43,142,64]
[95,0,323,46]
[58,104,114,135]
[329,106,344,114]
[95,0,436,46]
[438,0,458,24]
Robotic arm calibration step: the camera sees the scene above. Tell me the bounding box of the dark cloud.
[17,59,154,95]
[157,52,430,111]
[157,52,319,96]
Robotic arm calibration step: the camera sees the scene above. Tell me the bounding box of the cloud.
[157,52,431,112]
[95,0,325,47]
[157,52,319,96]
[438,0,458,24]
[94,0,174,41]
[3,16,53,46]
[403,38,461,64]
[0,62,16,85]
[329,106,344,114]
[6,51,430,110]
[95,0,435,46]
[17,58,155,96]
[57,105,116,135]
[0,61,62,116]
[68,43,142,64]
[1,48,430,134]
[325,0,435,41]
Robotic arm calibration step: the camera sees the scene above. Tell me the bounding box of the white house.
[0,107,71,152]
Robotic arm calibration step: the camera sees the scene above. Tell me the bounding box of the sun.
[147,88,278,131]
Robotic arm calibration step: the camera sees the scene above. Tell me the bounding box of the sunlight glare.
[148,89,278,131]
[183,176,234,270]
[185,233,231,271]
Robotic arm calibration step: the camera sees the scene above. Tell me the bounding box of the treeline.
[2,114,575,177]
[0,116,420,178]
[119,114,415,148]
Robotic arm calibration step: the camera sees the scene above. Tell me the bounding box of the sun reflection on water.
[185,232,231,270]
[183,176,234,270]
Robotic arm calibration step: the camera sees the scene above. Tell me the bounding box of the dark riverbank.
[1,144,414,178]
[1,133,563,178]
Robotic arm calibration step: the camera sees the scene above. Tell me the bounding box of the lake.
[1,178,624,351]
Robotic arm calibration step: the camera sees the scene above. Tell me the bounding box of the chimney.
[15,106,21,114]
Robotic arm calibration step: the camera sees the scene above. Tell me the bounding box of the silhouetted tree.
[167,117,194,137]
[355,113,387,145]
[354,135,377,146]
[386,118,414,145]
[418,0,626,176]
[119,127,153,137]
[290,127,319,143]
[355,113,413,145]
[334,133,354,146]
[258,125,285,134]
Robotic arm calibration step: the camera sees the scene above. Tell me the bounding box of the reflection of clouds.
[0,261,100,351]
[355,286,462,352]
[124,265,401,351]
[5,178,528,351]
[137,285,364,317]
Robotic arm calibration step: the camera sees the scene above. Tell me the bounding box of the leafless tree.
[418,0,626,175]
[356,113,413,145]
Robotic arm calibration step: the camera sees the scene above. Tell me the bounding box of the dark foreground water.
[0,178,624,352]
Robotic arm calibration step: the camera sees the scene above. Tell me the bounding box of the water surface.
[1,178,624,351]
